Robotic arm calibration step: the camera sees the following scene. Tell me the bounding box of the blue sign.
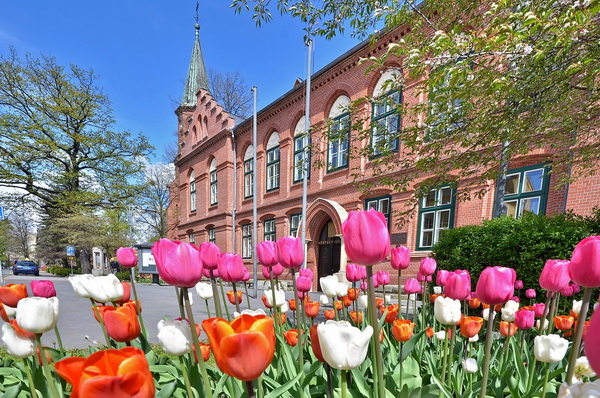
[0,206,4,220]
[66,246,76,256]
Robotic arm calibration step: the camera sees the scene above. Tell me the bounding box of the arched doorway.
[317,218,341,291]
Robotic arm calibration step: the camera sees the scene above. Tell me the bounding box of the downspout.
[231,129,237,249]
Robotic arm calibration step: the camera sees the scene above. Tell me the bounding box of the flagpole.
[301,38,313,270]
[251,86,258,298]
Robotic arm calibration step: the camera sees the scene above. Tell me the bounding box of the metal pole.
[492,140,510,218]
[231,130,237,249]
[252,86,258,297]
[301,38,313,270]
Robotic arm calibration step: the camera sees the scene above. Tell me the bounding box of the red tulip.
[404,278,422,294]
[283,329,299,346]
[419,257,437,276]
[114,282,131,305]
[445,270,471,301]
[30,280,56,298]
[277,237,304,269]
[460,316,483,338]
[288,299,297,311]
[426,327,434,339]
[102,302,141,343]
[342,209,390,266]
[310,325,326,362]
[514,309,535,329]
[475,266,516,305]
[436,270,450,287]
[347,288,360,301]
[55,347,154,398]
[199,242,221,271]
[218,253,246,283]
[152,239,203,288]
[0,284,28,307]
[392,319,414,342]
[416,272,426,282]
[350,311,364,324]
[380,304,399,323]
[391,246,411,270]
[116,247,137,268]
[569,236,600,288]
[256,241,278,267]
[584,308,600,375]
[539,259,571,292]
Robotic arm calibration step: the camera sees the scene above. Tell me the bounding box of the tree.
[208,68,253,117]
[0,49,153,216]
[135,162,175,241]
[232,0,600,219]
[7,209,35,259]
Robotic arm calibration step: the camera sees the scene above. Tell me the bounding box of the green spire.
[181,23,210,106]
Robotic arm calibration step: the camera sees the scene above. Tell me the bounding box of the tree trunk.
[79,247,92,274]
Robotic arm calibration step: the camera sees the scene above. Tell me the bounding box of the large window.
[243,145,254,199]
[293,117,310,183]
[290,213,302,237]
[266,132,280,191]
[264,219,276,241]
[371,69,402,156]
[365,196,391,228]
[502,164,550,218]
[418,186,455,250]
[242,224,252,259]
[189,172,196,213]
[209,158,218,205]
[208,228,215,243]
[328,95,351,172]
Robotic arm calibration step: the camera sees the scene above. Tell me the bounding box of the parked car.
[12,261,40,276]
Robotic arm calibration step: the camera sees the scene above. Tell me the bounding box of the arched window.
[327,95,351,171]
[266,132,280,191]
[244,145,254,198]
[209,159,218,205]
[371,69,402,156]
[293,117,310,182]
[189,171,196,212]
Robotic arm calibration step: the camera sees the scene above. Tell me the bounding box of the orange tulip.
[55,347,154,398]
[347,288,360,301]
[569,310,578,320]
[274,312,287,325]
[375,297,384,308]
[343,295,352,307]
[92,305,112,323]
[499,321,517,337]
[309,325,325,362]
[520,305,534,312]
[0,303,12,322]
[324,309,335,320]
[468,298,481,309]
[114,282,131,305]
[430,293,443,303]
[554,315,575,331]
[391,319,414,342]
[202,314,276,381]
[0,284,28,307]
[379,328,385,343]
[288,299,297,311]
[333,300,343,311]
[10,319,35,340]
[380,304,399,323]
[350,311,363,324]
[426,327,435,338]
[261,295,272,309]
[283,329,299,346]
[227,290,243,305]
[304,301,320,319]
[102,302,141,342]
[460,316,484,338]
[191,342,212,363]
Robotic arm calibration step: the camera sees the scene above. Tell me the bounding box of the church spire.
[181,15,210,107]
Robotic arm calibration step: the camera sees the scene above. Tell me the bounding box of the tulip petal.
[55,357,86,396]
[219,332,273,381]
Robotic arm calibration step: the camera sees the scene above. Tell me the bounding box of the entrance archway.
[317,218,341,291]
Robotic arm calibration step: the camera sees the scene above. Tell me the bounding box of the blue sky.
[0,1,363,161]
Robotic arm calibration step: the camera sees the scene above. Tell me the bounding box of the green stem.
[366,266,385,398]
[246,380,256,398]
[22,358,38,398]
[269,272,281,337]
[291,269,303,373]
[341,369,348,398]
[90,299,111,347]
[179,356,194,398]
[244,282,252,309]
[397,269,402,320]
[129,269,148,336]
[566,287,593,384]
[448,324,457,385]
[399,341,404,389]
[205,299,212,318]
[182,287,213,398]
[53,326,64,357]
[527,357,538,395]
[441,327,449,385]
[258,375,264,398]
[541,363,550,398]
[219,278,231,321]
[326,364,333,398]
[210,271,223,318]
[176,287,185,319]
[232,282,241,314]
[479,305,495,398]
[538,293,553,336]
[35,334,59,398]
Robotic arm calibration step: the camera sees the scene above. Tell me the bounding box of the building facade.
[167,23,600,289]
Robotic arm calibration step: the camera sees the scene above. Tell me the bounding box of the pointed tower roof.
[181,23,210,107]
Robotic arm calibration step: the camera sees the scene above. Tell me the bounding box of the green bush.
[46,266,81,276]
[432,210,600,295]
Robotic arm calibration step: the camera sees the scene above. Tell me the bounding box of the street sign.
[0,206,4,220]
[66,246,76,256]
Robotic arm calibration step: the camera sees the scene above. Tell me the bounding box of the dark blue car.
[12,261,40,276]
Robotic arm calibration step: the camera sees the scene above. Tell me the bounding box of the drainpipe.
[301,38,313,270]
[231,129,237,249]
[251,86,258,298]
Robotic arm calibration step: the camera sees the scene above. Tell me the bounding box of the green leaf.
[156,381,177,398]
[263,370,302,398]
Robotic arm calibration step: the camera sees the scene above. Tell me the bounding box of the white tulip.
[462,358,478,373]
[408,294,417,301]
[536,319,549,331]
[435,330,448,341]
[280,301,289,313]
[157,319,192,356]
[385,294,391,304]
[558,380,600,398]
[501,307,516,323]
[434,296,461,325]
[263,288,286,308]
[482,308,496,320]
[358,295,369,308]
[195,282,214,300]
[1,304,16,319]
[433,286,442,294]
[320,294,330,306]
[504,300,519,312]
[68,274,94,298]
[534,334,569,363]
[16,297,60,334]
[317,320,373,370]
[469,334,479,343]
[320,276,341,297]
[572,300,582,316]
[336,282,349,297]
[572,356,596,383]
[1,323,34,358]
[69,274,124,302]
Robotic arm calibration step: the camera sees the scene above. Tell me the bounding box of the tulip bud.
[218,253,246,283]
[514,309,535,330]
[263,288,286,308]
[514,280,524,290]
[573,300,582,316]
[199,242,221,270]
[462,358,478,373]
[534,303,546,318]
[539,259,571,292]
[342,209,390,266]
[320,295,329,306]
[404,278,422,294]
[157,318,192,356]
[30,280,56,298]
[317,320,373,370]
[195,282,214,300]
[376,270,391,286]
[391,246,411,270]
[1,323,34,358]
[434,296,462,325]
[256,241,278,267]
[16,297,60,334]
[277,237,304,269]
[419,257,437,276]
[445,270,471,300]
[436,270,450,287]
[526,289,537,299]
[345,263,362,282]
[534,334,569,363]
[569,236,600,288]
[116,247,138,268]
[476,266,516,305]
[320,275,341,298]
[153,239,204,288]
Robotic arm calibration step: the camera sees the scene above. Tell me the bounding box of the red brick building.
[167,23,600,289]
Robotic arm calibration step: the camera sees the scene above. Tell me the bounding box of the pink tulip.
[572,284,581,294]
[514,280,524,290]
[262,263,283,279]
[539,259,571,292]
[360,266,367,280]
[199,242,221,271]
[360,280,368,291]
[277,237,304,269]
[376,270,391,286]
[419,257,437,276]
[391,246,411,270]
[534,303,546,318]
[525,289,537,299]
[296,275,312,292]
[297,291,307,300]
[342,209,390,266]
[475,266,516,305]
[445,271,471,300]
[404,278,422,294]
[30,280,56,298]
[346,263,362,282]
[116,247,138,268]
[256,241,279,267]
[218,253,246,283]
[569,236,600,288]
[436,270,450,287]
[511,296,520,303]
[560,284,574,297]
[202,267,219,279]
[152,239,203,288]
[584,307,600,375]
[416,272,425,282]
[242,268,250,282]
[299,268,314,280]
[514,309,535,329]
